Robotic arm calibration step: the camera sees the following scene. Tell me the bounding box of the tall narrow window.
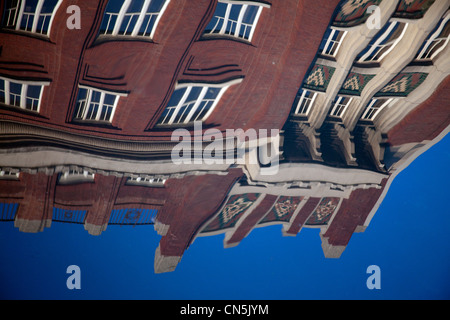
[2,0,62,36]
[293,89,317,116]
[0,77,45,112]
[157,79,241,125]
[99,0,170,38]
[415,12,450,61]
[204,1,269,42]
[361,98,395,120]
[329,96,353,117]
[74,86,124,123]
[319,28,348,57]
[357,21,408,63]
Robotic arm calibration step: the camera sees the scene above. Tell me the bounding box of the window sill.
[91,34,155,47]
[199,34,255,47]
[150,121,220,131]
[71,119,121,130]
[0,28,52,42]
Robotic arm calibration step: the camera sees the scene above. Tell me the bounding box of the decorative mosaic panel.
[202,194,260,233]
[339,72,376,96]
[53,207,87,224]
[259,196,303,224]
[305,197,340,226]
[109,208,157,225]
[333,0,383,28]
[0,203,18,221]
[375,72,428,97]
[303,64,336,93]
[393,0,436,19]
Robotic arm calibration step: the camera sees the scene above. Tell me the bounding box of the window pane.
[242,5,258,24]
[100,0,122,34]
[0,80,5,104]
[128,0,145,13]
[41,0,59,13]
[149,0,166,12]
[103,93,116,106]
[167,87,187,107]
[9,82,22,107]
[24,0,39,12]
[204,87,221,100]
[26,85,41,99]
[184,86,202,104]
[90,90,102,103]
[205,2,227,34]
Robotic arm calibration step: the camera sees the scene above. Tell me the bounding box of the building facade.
[0,0,449,273]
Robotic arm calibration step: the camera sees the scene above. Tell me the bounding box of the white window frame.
[416,12,450,61]
[321,28,348,57]
[74,85,126,123]
[204,0,269,42]
[100,0,170,38]
[361,98,395,120]
[126,175,167,186]
[158,78,242,125]
[0,76,47,112]
[358,21,408,63]
[59,169,95,184]
[294,89,318,116]
[330,95,353,117]
[0,168,20,180]
[4,0,62,36]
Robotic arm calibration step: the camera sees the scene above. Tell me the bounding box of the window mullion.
[32,0,45,33]
[220,3,232,35]
[168,86,192,125]
[83,89,92,120]
[132,0,152,36]
[359,21,397,62]
[15,0,26,31]
[113,0,132,36]
[323,29,336,55]
[295,90,307,114]
[20,84,27,109]
[4,80,11,105]
[96,92,106,121]
[202,86,228,121]
[247,5,262,42]
[184,86,208,123]
[234,5,247,38]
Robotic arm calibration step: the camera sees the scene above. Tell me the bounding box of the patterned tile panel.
[375,72,428,97]
[305,197,340,226]
[303,64,336,93]
[333,0,383,28]
[259,196,303,224]
[394,0,436,19]
[202,194,260,233]
[339,72,376,96]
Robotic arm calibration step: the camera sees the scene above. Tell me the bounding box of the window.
[204,0,269,42]
[415,12,450,61]
[2,0,62,36]
[157,80,241,125]
[58,169,95,185]
[319,28,348,57]
[293,89,317,116]
[0,77,45,112]
[99,0,170,38]
[329,96,352,117]
[126,176,166,186]
[361,98,395,120]
[0,168,20,180]
[357,21,408,63]
[74,86,124,123]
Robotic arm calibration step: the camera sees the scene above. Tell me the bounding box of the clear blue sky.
[0,134,449,300]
